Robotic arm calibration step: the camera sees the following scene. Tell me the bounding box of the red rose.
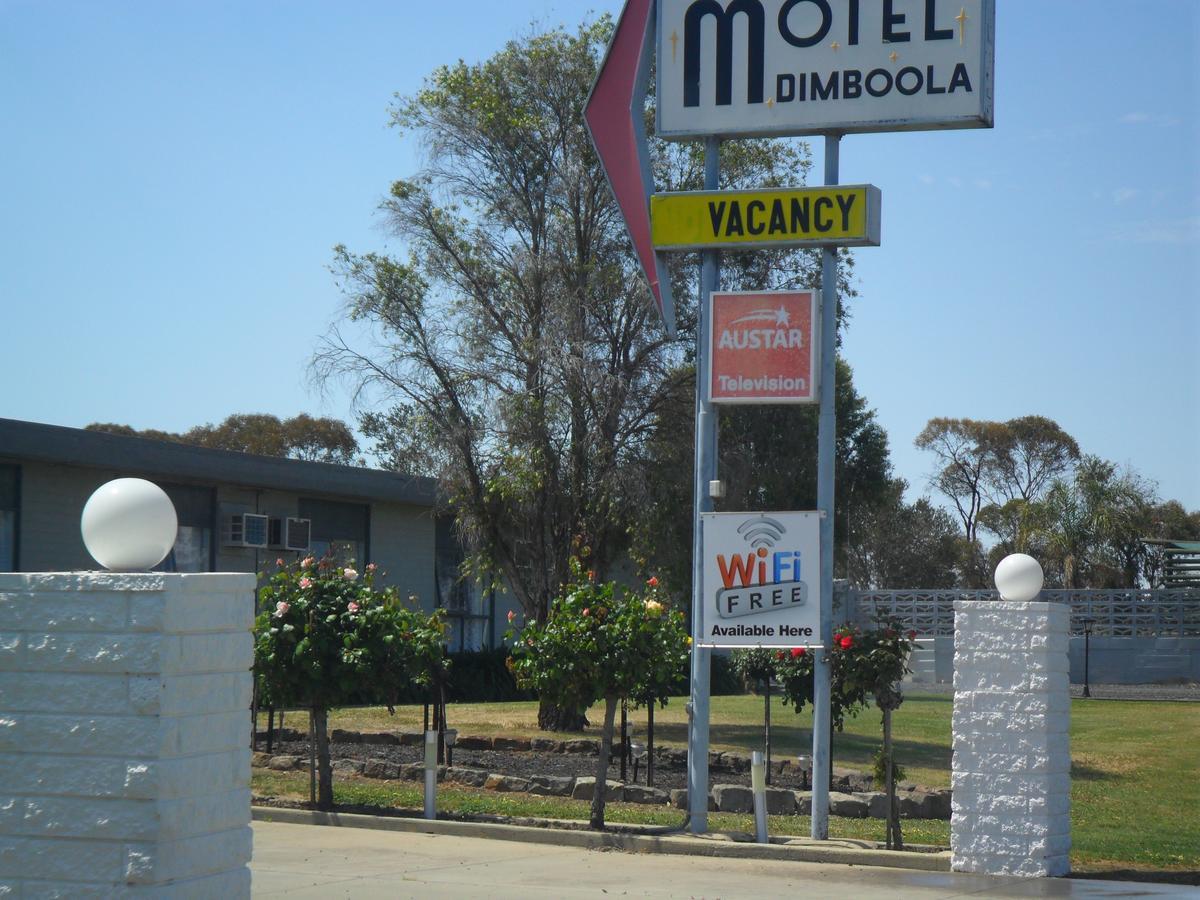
[908,630,918,640]
[791,647,805,658]
[840,636,853,650]
[776,651,786,661]
[647,575,659,587]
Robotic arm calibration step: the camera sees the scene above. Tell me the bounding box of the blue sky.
[2,1,1197,512]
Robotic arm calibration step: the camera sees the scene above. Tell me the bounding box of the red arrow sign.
[585,0,676,335]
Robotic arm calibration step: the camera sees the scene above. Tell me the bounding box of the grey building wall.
[7,460,437,607]
[17,461,115,572]
[369,501,436,613]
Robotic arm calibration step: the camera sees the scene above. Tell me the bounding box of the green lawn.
[259,694,1200,873]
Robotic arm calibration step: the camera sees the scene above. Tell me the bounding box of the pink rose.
[507,610,516,623]
[343,567,358,580]
[366,563,378,572]
[276,558,285,567]
[274,601,289,617]
[348,601,360,613]
[301,556,315,569]
[299,577,313,589]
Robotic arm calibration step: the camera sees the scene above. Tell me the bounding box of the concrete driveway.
[249,821,1195,899]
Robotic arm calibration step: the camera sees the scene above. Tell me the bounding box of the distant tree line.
[913,416,1200,589]
[85,413,361,466]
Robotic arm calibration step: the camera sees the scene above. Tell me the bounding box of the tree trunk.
[313,705,333,811]
[590,694,619,830]
[883,706,903,850]
[538,698,588,732]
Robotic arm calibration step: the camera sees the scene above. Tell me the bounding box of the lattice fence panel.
[850,589,1200,637]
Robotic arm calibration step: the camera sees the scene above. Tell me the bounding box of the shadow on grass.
[634,720,952,772]
[1069,761,1112,781]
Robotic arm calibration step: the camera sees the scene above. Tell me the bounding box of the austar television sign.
[657,0,994,139]
[707,290,818,404]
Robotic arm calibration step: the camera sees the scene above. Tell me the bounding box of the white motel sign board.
[699,511,822,647]
[657,0,994,139]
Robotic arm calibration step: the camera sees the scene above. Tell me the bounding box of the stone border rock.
[254,744,951,820]
[258,726,906,787]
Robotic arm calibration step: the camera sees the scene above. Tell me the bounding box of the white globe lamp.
[994,553,1044,602]
[81,478,178,571]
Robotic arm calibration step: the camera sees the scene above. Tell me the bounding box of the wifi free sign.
[700,511,821,647]
[707,289,818,404]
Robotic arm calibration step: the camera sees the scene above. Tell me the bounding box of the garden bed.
[253,728,951,819]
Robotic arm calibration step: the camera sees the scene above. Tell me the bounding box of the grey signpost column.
[811,133,841,841]
[688,134,720,833]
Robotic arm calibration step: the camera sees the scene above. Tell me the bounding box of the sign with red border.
[706,290,818,404]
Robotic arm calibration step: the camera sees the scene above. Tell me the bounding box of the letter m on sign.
[684,0,765,107]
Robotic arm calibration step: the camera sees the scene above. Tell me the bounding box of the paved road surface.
[249,821,1197,899]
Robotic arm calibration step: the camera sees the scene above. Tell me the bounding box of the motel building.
[0,417,508,651]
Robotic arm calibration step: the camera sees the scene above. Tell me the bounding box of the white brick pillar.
[0,573,255,896]
[951,600,1071,877]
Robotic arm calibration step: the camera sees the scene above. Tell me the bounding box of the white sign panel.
[657,0,994,139]
[699,511,822,647]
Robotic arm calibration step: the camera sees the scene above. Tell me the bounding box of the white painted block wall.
[951,600,1071,878]
[0,572,255,897]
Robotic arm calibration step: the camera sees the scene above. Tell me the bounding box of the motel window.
[298,498,369,567]
[0,465,18,571]
[153,483,215,573]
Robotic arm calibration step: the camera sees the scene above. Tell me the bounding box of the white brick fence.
[951,600,1071,877]
[0,572,255,897]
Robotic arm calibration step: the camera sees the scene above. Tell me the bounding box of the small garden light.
[1080,617,1096,698]
[796,754,812,791]
[629,740,647,783]
[443,728,458,766]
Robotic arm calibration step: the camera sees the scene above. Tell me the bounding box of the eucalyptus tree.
[317,18,856,726]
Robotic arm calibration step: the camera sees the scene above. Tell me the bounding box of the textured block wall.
[951,600,1071,878]
[0,572,255,897]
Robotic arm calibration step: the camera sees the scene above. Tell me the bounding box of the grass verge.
[251,769,952,846]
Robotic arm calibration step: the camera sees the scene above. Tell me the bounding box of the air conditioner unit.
[223,513,269,548]
[268,516,311,552]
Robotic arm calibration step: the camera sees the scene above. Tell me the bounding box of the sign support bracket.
[687,134,720,834]
[811,133,841,841]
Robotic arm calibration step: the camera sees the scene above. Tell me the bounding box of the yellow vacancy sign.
[651,184,881,250]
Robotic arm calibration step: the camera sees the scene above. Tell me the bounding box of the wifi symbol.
[736,515,787,549]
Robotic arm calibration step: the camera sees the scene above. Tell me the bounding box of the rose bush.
[773,617,915,849]
[507,559,689,828]
[254,556,446,809]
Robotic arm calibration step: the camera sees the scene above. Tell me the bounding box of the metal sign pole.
[687,134,720,834]
[811,133,841,841]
